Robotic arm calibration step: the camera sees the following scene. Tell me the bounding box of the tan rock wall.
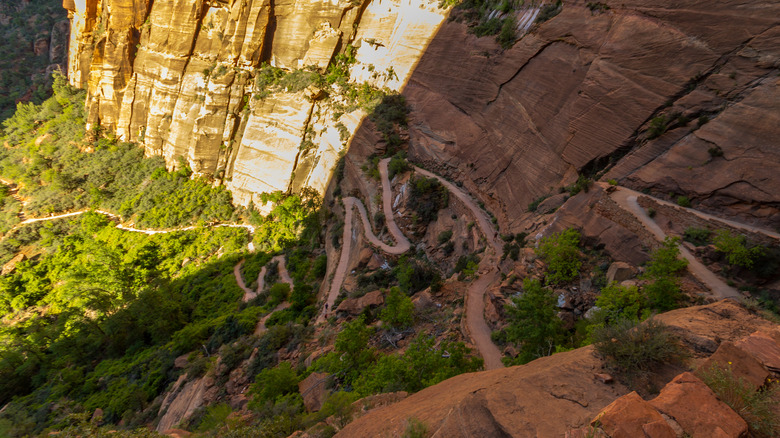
[65,0,447,209]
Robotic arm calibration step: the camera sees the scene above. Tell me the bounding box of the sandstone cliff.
[393,0,780,230]
[64,0,447,210]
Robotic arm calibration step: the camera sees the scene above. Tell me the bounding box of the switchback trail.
[610,186,741,300]
[412,165,504,370]
[316,159,412,324]
[320,158,504,369]
[231,255,294,335]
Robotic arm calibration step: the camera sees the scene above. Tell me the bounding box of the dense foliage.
[538,228,582,285]
[0,73,236,231]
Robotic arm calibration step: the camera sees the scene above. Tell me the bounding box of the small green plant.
[536,0,562,23]
[708,146,724,158]
[607,179,618,186]
[647,207,656,218]
[647,115,669,139]
[698,363,780,436]
[676,196,691,207]
[380,287,415,329]
[502,278,564,364]
[586,2,610,12]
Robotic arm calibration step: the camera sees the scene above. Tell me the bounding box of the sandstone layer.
[64,0,447,209]
[336,300,777,436]
[397,0,780,230]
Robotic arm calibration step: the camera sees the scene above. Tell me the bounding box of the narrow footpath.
[610,187,741,300]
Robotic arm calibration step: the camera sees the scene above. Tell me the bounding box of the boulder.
[734,330,780,373]
[298,372,330,412]
[591,391,675,438]
[2,254,26,276]
[336,290,384,315]
[412,290,434,311]
[357,248,374,268]
[606,262,636,284]
[648,372,747,438]
[696,341,769,390]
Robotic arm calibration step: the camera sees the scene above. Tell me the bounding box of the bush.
[408,176,448,226]
[437,230,453,244]
[538,228,582,285]
[698,363,779,436]
[387,152,410,179]
[713,229,763,269]
[402,418,428,438]
[593,319,686,380]
[642,237,687,311]
[536,0,562,23]
[247,362,299,408]
[527,195,550,212]
[595,282,648,323]
[683,227,711,246]
[676,196,691,207]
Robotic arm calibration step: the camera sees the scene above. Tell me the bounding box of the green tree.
[538,228,582,285]
[380,287,415,329]
[713,229,763,269]
[643,237,688,311]
[334,316,375,382]
[503,278,563,364]
[248,362,299,408]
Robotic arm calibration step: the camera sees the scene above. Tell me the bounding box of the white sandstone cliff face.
[64,0,447,211]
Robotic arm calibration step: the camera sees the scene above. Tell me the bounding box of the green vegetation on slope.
[0,73,236,232]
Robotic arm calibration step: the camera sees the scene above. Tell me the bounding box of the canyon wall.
[393,0,780,230]
[63,0,447,209]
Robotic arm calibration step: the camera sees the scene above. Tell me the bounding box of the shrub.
[698,363,779,436]
[402,418,428,438]
[593,319,686,380]
[497,16,516,49]
[595,282,648,323]
[408,176,449,226]
[713,229,763,269]
[387,152,410,179]
[247,362,299,408]
[437,230,453,244]
[642,237,687,311]
[683,227,711,246]
[527,194,550,212]
[396,256,441,294]
[647,115,669,139]
[538,228,582,285]
[676,196,691,207]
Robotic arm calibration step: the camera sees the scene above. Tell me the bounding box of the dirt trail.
[611,187,740,300]
[412,165,504,369]
[617,186,780,240]
[316,159,413,324]
[239,255,293,302]
[319,158,504,368]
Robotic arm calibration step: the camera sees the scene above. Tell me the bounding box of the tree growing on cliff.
[538,228,582,285]
[642,237,688,311]
[503,278,563,364]
[380,287,415,329]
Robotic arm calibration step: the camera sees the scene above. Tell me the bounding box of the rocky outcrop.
[64,0,447,210]
[335,300,777,437]
[398,0,780,231]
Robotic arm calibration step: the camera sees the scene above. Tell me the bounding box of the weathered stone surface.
[298,372,330,412]
[648,372,747,438]
[592,391,674,438]
[336,290,384,315]
[157,376,210,432]
[66,0,447,208]
[734,330,780,373]
[696,341,769,390]
[606,262,636,284]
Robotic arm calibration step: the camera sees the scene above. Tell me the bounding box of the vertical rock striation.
[64,0,447,210]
